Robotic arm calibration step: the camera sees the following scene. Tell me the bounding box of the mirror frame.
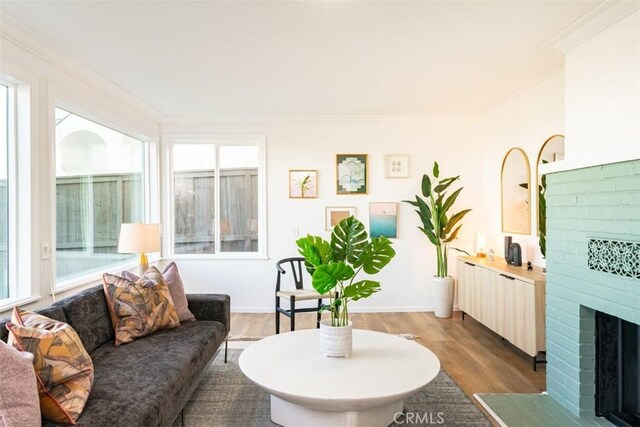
[500,147,531,235]
[535,134,565,235]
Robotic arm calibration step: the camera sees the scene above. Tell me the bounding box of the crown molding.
[0,11,163,122]
[544,0,640,54]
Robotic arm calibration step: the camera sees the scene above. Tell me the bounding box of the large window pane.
[220,146,259,252]
[174,144,216,254]
[55,108,145,282]
[0,85,8,298]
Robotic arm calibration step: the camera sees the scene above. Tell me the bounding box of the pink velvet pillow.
[123,262,195,323]
[0,340,41,427]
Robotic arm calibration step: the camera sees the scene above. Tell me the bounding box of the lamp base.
[139,253,149,267]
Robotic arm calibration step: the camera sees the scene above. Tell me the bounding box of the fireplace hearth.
[595,311,640,427]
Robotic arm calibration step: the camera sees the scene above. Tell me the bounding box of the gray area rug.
[176,348,490,426]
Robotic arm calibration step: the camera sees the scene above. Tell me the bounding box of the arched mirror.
[501,147,531,234]
[535,134,565,256]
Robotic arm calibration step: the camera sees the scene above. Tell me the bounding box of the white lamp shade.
[118,223,161,254]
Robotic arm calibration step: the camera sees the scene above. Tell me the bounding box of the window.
[0,84,8,299]
[171,138,264,256]
[55,107,147,283]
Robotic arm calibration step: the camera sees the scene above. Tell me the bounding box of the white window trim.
[162,133,268,259]
[51,99,158,290]
[0,67,36,304]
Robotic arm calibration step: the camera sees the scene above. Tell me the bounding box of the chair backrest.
[276,257,306,291]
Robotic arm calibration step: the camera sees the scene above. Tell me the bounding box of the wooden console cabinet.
[457,256,546,370]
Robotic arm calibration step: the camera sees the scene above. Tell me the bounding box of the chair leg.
[290,296,296,332]
[275,297,281,334]
[317,299,322,328]
[224,338,228,364]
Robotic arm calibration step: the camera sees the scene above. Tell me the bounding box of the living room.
[0,1,638,426]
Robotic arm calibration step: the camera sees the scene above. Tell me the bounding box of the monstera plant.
[296,216,396,327]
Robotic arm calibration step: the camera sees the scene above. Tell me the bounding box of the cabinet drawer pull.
[500,274,515,280]
[464,262,476,267]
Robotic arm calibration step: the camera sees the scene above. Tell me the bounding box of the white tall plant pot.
[319,320,353,357]
[432,276,454,318]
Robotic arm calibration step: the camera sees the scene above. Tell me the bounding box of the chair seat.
[277,289,333,301]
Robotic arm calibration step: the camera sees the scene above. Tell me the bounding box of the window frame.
[52,101,156,291]
[0,68,37,309]
[163,134,267,260]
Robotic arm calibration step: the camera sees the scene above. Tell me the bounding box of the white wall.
[162,116,486,312]
[479,69,566,266]
[561,10,640,171]
[0,17,160,318]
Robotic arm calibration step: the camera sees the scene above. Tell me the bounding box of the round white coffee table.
[239,329,440,427]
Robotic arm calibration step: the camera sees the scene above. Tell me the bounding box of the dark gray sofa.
[0,285,230,427]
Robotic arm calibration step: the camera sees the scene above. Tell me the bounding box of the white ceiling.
[1,1,601,117]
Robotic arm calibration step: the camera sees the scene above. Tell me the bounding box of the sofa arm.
[186,294,230,334]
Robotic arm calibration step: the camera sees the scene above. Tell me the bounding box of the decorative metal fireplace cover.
[588,239,640,279]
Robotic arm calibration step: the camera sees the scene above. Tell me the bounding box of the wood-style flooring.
[230,311,545,425]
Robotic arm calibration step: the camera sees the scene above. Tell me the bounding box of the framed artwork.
[289,170,318,198]
[325,206,357,231]
[369,202,398,238]
[336,154,368,194]
[384,154,409,178]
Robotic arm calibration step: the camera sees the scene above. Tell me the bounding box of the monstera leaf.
[343,280,381,301]
[330,216,367,264]
[311,262,355,295]
[296,235,332,274]
[352,237,396,274]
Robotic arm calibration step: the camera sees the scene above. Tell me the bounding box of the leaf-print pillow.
[6,308,94,424]
[102,267,180,346]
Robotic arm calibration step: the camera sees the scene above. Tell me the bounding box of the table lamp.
[118,223,161,268]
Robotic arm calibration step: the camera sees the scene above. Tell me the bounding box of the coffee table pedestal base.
[270,395,403,427]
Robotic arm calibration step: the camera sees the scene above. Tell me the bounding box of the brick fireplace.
[545,159,640,419]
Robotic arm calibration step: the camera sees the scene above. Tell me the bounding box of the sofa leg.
[181,409,185,426]
[224,338,228,364]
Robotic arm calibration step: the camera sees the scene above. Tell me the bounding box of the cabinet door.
[494,275,508,337]
[505,276,537,356]
[456,260,475,314]
[480,267,499,331]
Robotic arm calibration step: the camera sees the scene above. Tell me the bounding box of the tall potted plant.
[296,216,396,357]
[404,162,471,318]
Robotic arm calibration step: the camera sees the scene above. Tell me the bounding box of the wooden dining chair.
[275,257,332,334]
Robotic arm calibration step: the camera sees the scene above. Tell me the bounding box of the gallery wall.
[162,116,487,312]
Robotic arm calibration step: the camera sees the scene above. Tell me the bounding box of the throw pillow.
[103,267,181,346]
[123,262,196,322]
[0,340,41,427]
[6,308,94,425]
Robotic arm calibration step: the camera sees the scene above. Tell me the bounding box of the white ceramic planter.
[432,276,454,318]
[319,320,353,357]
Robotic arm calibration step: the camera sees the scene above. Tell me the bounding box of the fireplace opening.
[595,311,640,426]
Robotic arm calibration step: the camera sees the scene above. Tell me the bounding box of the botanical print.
[289,170,318,198]
[370,202,398,238]
[336,154,367,194]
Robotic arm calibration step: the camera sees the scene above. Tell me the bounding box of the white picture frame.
[384,154,409,178]
[325,206,357,231]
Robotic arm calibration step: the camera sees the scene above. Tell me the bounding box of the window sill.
[168,254,269,261]
[0,296,42,313]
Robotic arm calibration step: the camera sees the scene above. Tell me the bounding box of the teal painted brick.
[572,166,604,181]
[586,178,615,193]
[563,206,589,219]
[548,194,578,207]
[565,180,588,194]
[601,219,630,234]
[600,192,632,206]
[546,182,567,195]
[575,219,602,232]
[632,192,640,204]
[634,161,640,175]
[632,221,640,235]
[613,206,640,220]
[614,176,640,192]
[601,161,634,178]
[577,194,601,206]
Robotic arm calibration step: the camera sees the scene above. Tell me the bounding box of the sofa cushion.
[7,309,94,424]
[42,320,226,427]
[52,286,114,354]
[0,306,66,344]
[103,268,181,346]
[0,340,41,427]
